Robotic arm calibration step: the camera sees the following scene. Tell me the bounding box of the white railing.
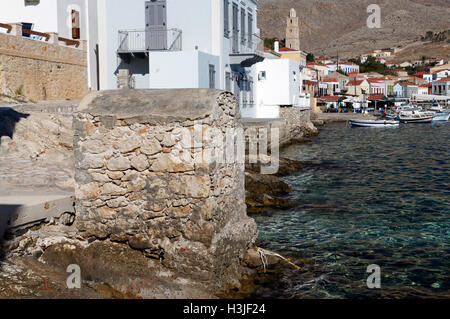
[230,33,264,55]
[118,29,182,53]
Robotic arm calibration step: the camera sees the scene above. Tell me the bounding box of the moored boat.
[432,112,450,121]
[349,119,400,128]
[398,110,434,124]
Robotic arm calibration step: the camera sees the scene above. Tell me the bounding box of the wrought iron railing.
[118,29,182,53]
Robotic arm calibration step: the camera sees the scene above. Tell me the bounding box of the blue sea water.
[253,121,450,299]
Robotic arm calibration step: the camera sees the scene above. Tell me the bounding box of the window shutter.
[241,10,246,44]
[146,0,166,28]
[248,13,253,46]
[224,0,229,38]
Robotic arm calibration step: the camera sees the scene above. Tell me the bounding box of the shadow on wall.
[115,58,150,77]
[0,205,21,263]
[0,107,30,146]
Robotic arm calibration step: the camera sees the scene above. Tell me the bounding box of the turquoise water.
[253,121,450,299]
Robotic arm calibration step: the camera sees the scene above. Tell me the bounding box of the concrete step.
[0,194,75,238]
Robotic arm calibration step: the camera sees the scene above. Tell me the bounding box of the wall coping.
[77,89,230,122]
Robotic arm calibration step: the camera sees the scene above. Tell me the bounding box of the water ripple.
[254,122,450,298]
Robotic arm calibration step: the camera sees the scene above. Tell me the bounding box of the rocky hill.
[258,0,450,59]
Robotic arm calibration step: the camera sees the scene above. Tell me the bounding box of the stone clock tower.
[286,8,300,50]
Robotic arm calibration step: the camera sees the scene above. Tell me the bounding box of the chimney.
[274,40,280,53]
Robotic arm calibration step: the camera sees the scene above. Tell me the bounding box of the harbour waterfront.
[253,121,450,298]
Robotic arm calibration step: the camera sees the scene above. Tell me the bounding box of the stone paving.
[0,156,74,195]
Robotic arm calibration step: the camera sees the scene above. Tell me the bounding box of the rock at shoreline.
[246,157,306,177]
[245,156,307,214]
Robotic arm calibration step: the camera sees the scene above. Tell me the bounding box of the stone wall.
[279,106,317,143]
[0,32,88,101]
[73,89,257,291]
[242,107,317,150]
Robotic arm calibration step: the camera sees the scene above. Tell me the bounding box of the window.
[258,71,266,81]
[240,9,246,45]
[249,76,254,105]
[247,13,253,46]
[242,76,248,106]
[209,64,216,89]
[224,0,229,38]
[72,10,80,39]
[21,22,33,38]
[25,0,40,5]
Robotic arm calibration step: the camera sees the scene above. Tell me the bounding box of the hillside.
[258,0,450,59]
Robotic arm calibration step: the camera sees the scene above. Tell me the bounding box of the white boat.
[432,113,450,121]
[349,119,400,128]
[398,110,434,124]
[429,104,444,112]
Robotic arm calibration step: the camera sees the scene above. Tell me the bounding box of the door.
[145,0,167,50]
[232,3,239,53]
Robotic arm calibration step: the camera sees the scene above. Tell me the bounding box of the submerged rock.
[245,157,306,214]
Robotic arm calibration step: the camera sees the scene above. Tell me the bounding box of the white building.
[337,62,359,74]
[432,78,450,96]
[432,69,450,81]
[2,1,301,119]
[244,59,309,118]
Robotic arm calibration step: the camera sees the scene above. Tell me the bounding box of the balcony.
[117,29,182,62]
[229,33,265,67]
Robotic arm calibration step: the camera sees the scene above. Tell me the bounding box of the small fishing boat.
[398,110,434,124]
[432,112,450,121]
[349,119,400,128]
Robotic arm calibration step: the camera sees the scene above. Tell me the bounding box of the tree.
[306,53,315,62]
[264,38,285,50]
[358,56,396,76]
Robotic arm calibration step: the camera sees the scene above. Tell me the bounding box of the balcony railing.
[230,33,264,55]
[118,29,182,53]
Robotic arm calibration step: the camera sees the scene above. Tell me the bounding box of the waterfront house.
[322,78,339,96]
[368,78,387,95]
[393,82,403,98]
[324,72,348,93]
[402,82,419,99]
[316,95,340,111]
[247,58,309,118]
[346,79,370,99]
[418,83,432,95]
[432,78,450,97]
[318,81,328,97]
